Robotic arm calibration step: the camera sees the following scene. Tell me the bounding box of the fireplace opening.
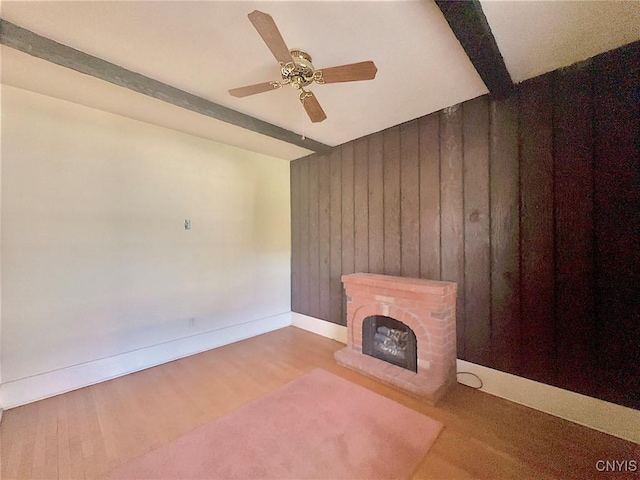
[362,316,418,372]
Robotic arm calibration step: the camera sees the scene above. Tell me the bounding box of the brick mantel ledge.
[342,273,456,296]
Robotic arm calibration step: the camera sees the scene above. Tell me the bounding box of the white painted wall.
[1,86,291,396]
[0,85,4,409]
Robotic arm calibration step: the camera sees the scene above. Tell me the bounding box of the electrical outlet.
[184,219,191,230]
[188,317,196,328]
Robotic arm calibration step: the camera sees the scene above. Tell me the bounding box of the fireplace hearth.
[334,273,457,404]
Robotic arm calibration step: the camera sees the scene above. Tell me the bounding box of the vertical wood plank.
[519,75,555,383]
[329,149,343,325]
[419,114,441,280]
[354,138,369,273]
[383,126,401,275]
[318,154,331,321]
[368,133,384,274]
[463,96,491,365]
[341,142,355,324]
[341,142,355,275]
[553,63,597,397]
[440,105,465,357]
[593,43,640,409]
[489,96,520,375]
[298,157,310,315]
[308,157,320,319]
[400,120,420,278]
[290,160,301,313]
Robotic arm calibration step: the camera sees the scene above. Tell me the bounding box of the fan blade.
[248,10,292,65]
[300,92,327,123]
[229,81,280,98]
[318,61,378,83]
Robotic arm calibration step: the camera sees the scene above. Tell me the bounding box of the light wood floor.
[1,326,637,479]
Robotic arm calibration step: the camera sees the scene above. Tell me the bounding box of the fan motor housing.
[282,50,317,88]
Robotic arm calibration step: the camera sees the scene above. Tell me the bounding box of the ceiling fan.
[228,10,378,123]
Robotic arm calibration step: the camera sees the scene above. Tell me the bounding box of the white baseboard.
[0,312,291,409]
[291,312,347,344]
[294,314,640,444]
[455,359,640,444]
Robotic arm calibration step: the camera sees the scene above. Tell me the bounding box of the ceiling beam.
[0,19,332,154]
[435,0,513,98]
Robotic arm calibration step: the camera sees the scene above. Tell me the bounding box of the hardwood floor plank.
[32,399,58,479]
[54,395,72,480]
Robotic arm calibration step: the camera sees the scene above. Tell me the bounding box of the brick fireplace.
[334,273,457,404]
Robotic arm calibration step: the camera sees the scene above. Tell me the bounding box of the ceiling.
[2,1,639,161]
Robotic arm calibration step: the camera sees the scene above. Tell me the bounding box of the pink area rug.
[106,368,443,479]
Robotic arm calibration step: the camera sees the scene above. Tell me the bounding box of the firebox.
[362,316,417,372]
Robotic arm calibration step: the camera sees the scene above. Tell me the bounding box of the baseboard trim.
[0,312,291,409]
[455,359,640,444]
[294,314,640,444]
[291,312,347,344]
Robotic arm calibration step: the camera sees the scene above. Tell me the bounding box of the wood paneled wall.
[290,42,639,409]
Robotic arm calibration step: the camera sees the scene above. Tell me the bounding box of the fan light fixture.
[270,50,326,102]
